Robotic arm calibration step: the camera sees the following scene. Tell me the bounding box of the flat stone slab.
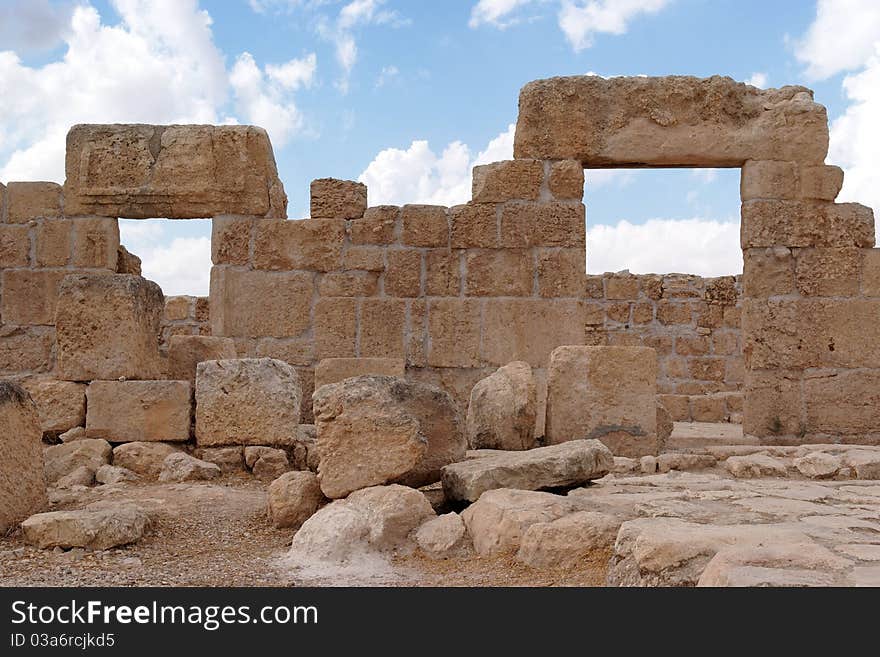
[441,439,613,502]
[22,505,149,550]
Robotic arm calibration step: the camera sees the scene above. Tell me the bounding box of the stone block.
[656,300,693,325]
[863,249,880,297]
[167,335,237,383]
[743,369,803,438]
[500,201,585,248]
[0,327,54,373]
[86,380,191,442]
[359,298,405,358]
[72,217,119,269]
[163,296,191,321]
[605,273,641,300]
[349,206,397,245]
[450,203,498,248]
[537,248,585,297]
[466,361,536,450]
[7,182,62,223]
[195,358,301,447]
[804,370,880,435]
[0,224,32,267]
[314,297,357,358]
[310,178,367,219]
[254,337,314,366]
[794,247,861,296]
[740,160,798,200]
[22,379,86,434]
[426,298,482,368]
[690,394,726,422]
[384,248,422,297]
[253,218,346,271]
[424,249,462,296]
[514,75,829,165]
[1,270,67,326]
[545,345,658,457]
[400,205,448,247]
[742,247,793,297]
[64,124,285,218]
[210,267,312,338]
[211,216,254,265]
[659,394,690,421]
[741,200,874,248]
[315,357,405,390]
[799,165,844,201]
[318,271,378,297]
[343,245,385,271]
[465,249,533,296]
[471,160,543,202]
[55,274,164,380]
[548,160,584,200]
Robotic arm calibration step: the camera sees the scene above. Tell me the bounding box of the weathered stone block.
[804,370,880,435]
[605,273,641,300]
[318,271,378,297]
[0,224,31,267]
[466,361,536,450]
[22,379,86,434]
[743,247,793,297]
[0,382,47,533]
[72,217,119,269]
[359,298,405,358]
[86,380,191,442]
[349,206,397,245]
[537,248,585,297]
[310,178,367,219]
[799,165,844,201]
[112,441,181,479]
[426,298,481,368]
[163,296,191,321]
[1,270,68,326]
[56,274,163,380]
[195,358,301,447]
[656,300,693,325]
[253,218,346,271]
[549,160,584,200]
[794,247,861,296]
[450,203,498,248]
[167,335,237,383]
[500,201,585,247]
[514,76,829,165]
[424,249,461,296]
[384,249,422,297]
[545,345,658,457]
[0,327,54,373]
[315,357,405,390]
[64,124,285,218]
[740,160,797,201]
[343,245,385,271]
[465,249,533,296]
[210,267,312,338]
[400,205,448,247]
[314,297,357,358]
[471,160,543,203]
[211,216,253,265]
[116,246,142,275]
[254,337,314,366]
[741,200,874,248]
[7,182,62,223]
[743,369,803,438]
[863,249,880,297]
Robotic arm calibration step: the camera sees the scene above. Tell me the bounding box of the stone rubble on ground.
[158,453,221,483]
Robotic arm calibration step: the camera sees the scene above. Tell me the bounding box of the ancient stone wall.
[161,295,211,350]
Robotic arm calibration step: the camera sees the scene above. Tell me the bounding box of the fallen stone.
[795,452,842,480]
[345,485,436,550]
[461,489,579,555]
[22,505,150,550]
[44,439,111,484]
[0,382,47,533]
[415,513,470,559]
[441,439,612,503]
[697,543,851,587]
[268,471,325,528]
[194,447,245,473]
[516,511,621,569]
[158,452,221,483]
[112,442,182,479]
[55,465,95,489]
[725,453,790,478]
[657,453,717,473]
[85,380,191,442]
[843,451,880,480]
[195,358,301,447]
[466,361,536,451]
[22,379,86,434]
[167,335,237,383]
[244,446,290,481]
[59,427,87,442]
[95,465,139,485]
[612,457,639,474]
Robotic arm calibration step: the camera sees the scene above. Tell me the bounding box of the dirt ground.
[0,476,609,587]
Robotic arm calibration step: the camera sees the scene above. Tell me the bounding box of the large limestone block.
[63,124,286,218]
[313,375,465,498]
[112,442,181,479]
[441,439,612,503]
[741,200,874,248]
[516,511,621,569]
[22,505,149,550]
[86,380,191,442]
[167,335,237,383]
[44,439,111,484]
[310,178,367,219]
[466,361,536,450]
[314,357,405,390]
[545,346,658,457]
[0,383,48,533]
[514,75,829,166]
[415,513,470,559]
[55,274,164,381]
[22,379,86,434]
[195,358,301,447]
[268,471,325,528]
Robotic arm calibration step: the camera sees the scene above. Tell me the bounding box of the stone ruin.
[2,75,880,587]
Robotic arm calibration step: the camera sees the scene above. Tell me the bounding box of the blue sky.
[1,0,878,294]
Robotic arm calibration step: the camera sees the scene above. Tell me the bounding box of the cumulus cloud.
[586,218,742,276]
[469,0,671,51]
[119,220,212,296]
[795,0,880,80]
[0,0,76,52]
[0,0,314,182]
[358,124,515,206]
[745,72,767,88]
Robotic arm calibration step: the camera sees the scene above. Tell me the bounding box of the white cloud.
[587,218,742,276]
[358,124,515,206]
[585,169,635,190]
[745,72,767,88]
[469,0,535,28]
[119,220,212,296]
[0,0,76,52]
[375,64,399,87]
[266,53,317,90]
[795,0,880,80]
